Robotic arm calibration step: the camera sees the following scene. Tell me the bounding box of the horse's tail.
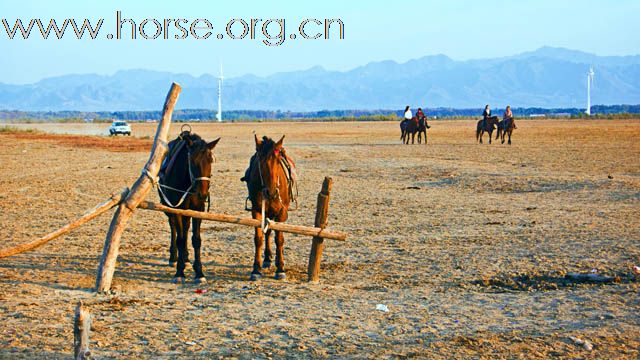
[476,122,481,141]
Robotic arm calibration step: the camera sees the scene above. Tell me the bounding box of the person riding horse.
[416,108,431,129]
[482,105,492,128]
[404,105,413,122]
[503,105,516,129]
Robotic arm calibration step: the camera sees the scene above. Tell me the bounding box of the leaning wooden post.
[73,301,91,360]
[307,177,333,283]
[95,83,181,293]
[0,188,128,259]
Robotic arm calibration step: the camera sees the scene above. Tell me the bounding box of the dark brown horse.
[158,131,220,284]
[496,118,516,145]
[245,135,293,281]
[417,117,429,144]
[400,117,420,144]
[400,119,409,143]
[476,116,500,144]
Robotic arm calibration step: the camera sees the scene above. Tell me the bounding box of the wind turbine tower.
[586,66,594,116]
[216,62,224,122]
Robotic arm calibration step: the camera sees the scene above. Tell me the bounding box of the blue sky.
[1,0,639,84]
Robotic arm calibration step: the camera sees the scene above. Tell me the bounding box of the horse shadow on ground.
[0,251,259,291]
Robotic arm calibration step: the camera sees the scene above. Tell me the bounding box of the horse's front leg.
[168,214,177,267]
[250,209,265,280]
[263,229,273,268]
[508,130,512,145]
[411,132,415,144]
[479,131,483,144]
[172,215,189,283]
[488,130,492,144]
[274,211,288,280]
[191,217,206,283]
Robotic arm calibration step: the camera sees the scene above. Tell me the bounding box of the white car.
[109,121,131,136]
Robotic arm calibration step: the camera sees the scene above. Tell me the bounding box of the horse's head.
[255,134,285,201]
[184,134,220,201]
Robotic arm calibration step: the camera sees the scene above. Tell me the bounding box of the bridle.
[149,146,212,209]
[257,152,283,204]
[255,151,285,234]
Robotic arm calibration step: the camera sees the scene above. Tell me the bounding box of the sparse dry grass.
[0,120,639,358]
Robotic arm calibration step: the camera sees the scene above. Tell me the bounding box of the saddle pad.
[159,138,186,182]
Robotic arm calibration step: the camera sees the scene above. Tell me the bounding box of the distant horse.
[245,135,294,281]
[400,119,409,143]
[400,117,420,144]
[476,116,500,144]
[496,118,516,145]
[158,131,220,284]
[417,117,429,144]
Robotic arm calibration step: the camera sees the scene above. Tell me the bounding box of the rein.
[256,153,279,234]
[255,151,300,233]
[149,148,211,209]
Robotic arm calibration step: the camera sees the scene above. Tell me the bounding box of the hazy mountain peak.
[0,47,638,111]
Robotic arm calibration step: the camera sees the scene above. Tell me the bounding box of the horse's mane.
[257,136,277,157]
[181,132,211,162]
[182,132,203,145]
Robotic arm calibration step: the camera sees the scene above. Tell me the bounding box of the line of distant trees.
[1,104,639,122]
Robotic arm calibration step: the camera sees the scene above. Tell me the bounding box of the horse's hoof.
[172,277,185,284]
[250,272,262,281]
[275,272,286,280]
[262,260,272,269]
[194,277,207,285]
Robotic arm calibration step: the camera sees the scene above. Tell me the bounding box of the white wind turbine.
[216,62,224,122]
[586,66,594,116]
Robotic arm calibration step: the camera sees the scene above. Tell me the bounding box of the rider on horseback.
[404,106,412,121]
[503,105,516,129]
[416,107,431,129]
[482,105,491,127]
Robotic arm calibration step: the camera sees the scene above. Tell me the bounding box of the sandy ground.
[0,120,639,359]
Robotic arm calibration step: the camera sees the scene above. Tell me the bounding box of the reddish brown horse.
[245,135,293,280]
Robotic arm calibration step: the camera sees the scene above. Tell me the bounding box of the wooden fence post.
[95,82,181,293]
[73,301,91,360]
[307,177,333,283]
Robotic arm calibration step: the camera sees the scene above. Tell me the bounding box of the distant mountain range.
[1,47,639,111]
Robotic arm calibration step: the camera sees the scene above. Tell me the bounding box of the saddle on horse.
[241,148,298,211]
[159,130,190,182]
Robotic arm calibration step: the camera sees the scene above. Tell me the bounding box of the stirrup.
[244,197,252,211]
